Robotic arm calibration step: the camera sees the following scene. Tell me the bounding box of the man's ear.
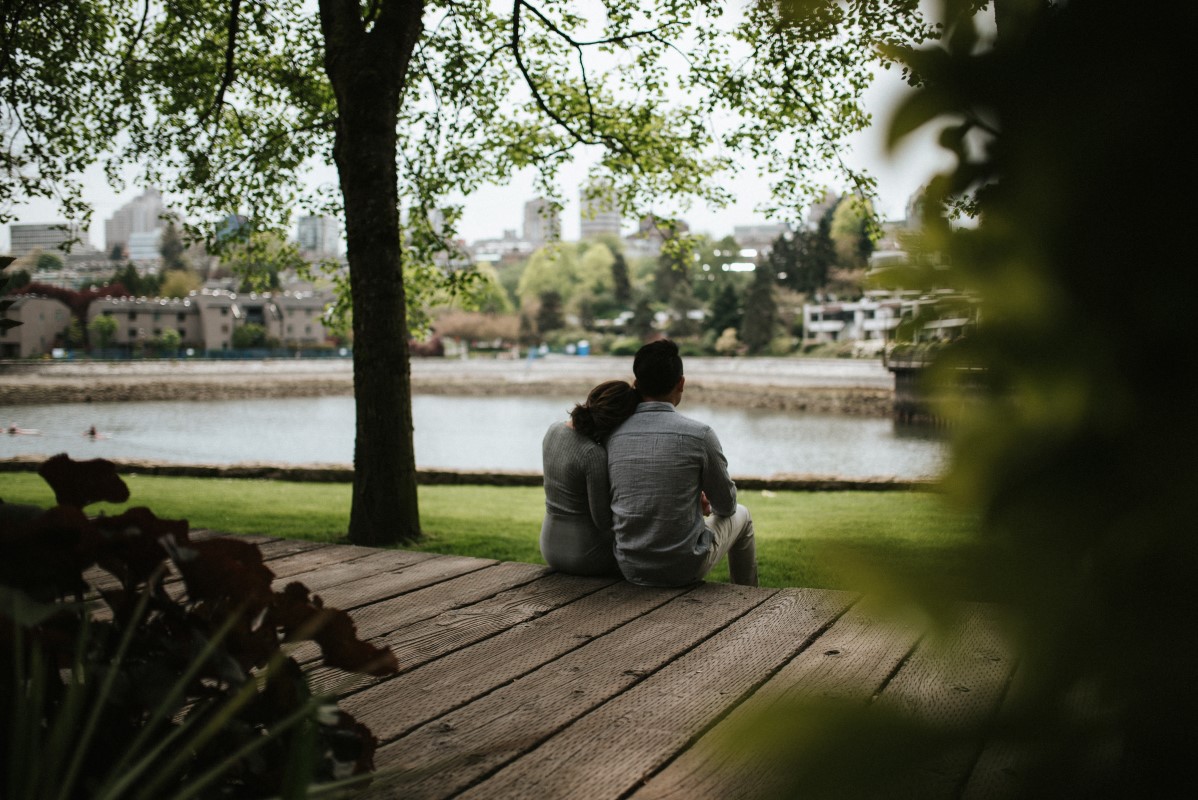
[676,375,686,397]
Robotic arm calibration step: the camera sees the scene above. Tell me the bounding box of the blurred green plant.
[0,455,398,799]
[708,0,1196,795]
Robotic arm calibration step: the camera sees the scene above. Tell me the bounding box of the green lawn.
[2,472,990,597]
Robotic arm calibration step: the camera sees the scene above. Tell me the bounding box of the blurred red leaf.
[272,582,399,676]
[38,453,130,508]
[0,505,96,600]
[92,507,189,588]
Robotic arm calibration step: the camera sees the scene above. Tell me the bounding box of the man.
[606,339,758,587]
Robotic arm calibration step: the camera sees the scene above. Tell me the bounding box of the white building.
[468,229,535,265]
[127,230,164,265]
[7,222,91,256]
[104,188,165,255]
[296,214,341,258]
[732,222,792,258]
[523,198,561,245]
[579,183,621,240]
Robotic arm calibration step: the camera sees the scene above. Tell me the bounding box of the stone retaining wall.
[0,375,893,416]
[0,456,934,492]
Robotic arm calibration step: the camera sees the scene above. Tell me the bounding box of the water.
[1,395,946,479]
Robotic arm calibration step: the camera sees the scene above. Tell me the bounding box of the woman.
[540,379,639,576]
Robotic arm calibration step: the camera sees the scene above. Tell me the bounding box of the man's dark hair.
[633,338,683,398]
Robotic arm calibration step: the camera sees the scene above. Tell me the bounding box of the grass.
[2,472,989,596]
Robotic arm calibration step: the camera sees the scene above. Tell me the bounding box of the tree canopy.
[3,0,935,545]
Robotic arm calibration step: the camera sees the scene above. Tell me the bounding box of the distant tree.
[155,327,181,356]
[576,242,615,298]
[466,263,513,314]
[231,323,267,349]
[630,295,656,339]
[739,261,777,354]
[159,221,188,271]
[830,194,876,269]
[715,327,742,356]
[772,213,836,294]
[87,314,117,350]
[109,243,126,261]
[65,318,84,349]
[536,290,565,335]
[5,268,31,290]
[159,269,201,299]
[220,231,302,292]
[517,246,580,307]
[668,283,702,338]
[35,251,64,272]
[653,247,690,303]
[113,262,159,297]
[610,251,633,306]
[705,281,742,336]
[16,281,128,330]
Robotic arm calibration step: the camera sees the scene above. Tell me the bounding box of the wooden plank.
[262,542,395,580]
[458,587,857,800]
[632,600,921,800]
[344,580,693,746]
[80,535,325,597]
[306,554,497,611]
[291,561,552,667]
[253,536,327,559]
[960,669,1120,800]
[867,602,1016,799]
[365,582,774,800]
[305,568,611,696]
[272,548,433,594]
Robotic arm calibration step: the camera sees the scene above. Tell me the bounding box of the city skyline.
[1,65,950,254]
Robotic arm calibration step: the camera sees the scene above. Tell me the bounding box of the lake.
[1,395,946,479]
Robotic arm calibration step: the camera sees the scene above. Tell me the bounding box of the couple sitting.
[540,339,758,587]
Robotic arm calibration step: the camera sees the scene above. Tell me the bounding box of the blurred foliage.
[0,455,397,798]
[720,0,1197,796]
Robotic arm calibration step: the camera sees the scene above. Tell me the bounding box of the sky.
[1,56,952,253]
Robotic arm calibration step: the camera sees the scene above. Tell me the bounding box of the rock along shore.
[0,455,935,492]
[0,355,895,417]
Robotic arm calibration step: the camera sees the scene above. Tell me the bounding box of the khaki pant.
[701,503,758,586]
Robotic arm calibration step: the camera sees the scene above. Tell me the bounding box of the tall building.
[579,183,621,240]
[7,222,90,256]
[104,188,165,254]
[732,222,792,257]
[523,198,560,245]
[296,215,341,257]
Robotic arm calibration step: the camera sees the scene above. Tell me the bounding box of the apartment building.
[87,288,333,353]
[0,295,72,357]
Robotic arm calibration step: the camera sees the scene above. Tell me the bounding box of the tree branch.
[196,0,242,129]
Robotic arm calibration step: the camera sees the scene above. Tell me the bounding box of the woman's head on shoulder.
[570,379,639,443]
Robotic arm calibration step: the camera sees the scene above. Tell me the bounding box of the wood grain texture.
[365,582,775,800]
[347,581,695,746]
[868,602,1016,799]
[632,600,921,800]
[461,588,857,800]
[304,567,608,696]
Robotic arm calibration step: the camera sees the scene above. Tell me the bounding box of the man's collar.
[636,400,676,412]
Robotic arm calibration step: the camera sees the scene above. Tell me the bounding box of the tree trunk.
[320,0,424,545]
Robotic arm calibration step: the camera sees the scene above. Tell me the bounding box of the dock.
[227,533,1020,799]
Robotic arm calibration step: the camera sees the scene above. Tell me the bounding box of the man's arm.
[700,428,737,517]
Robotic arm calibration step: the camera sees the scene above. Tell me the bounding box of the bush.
[0,455,397,799]
[608,336,643,356]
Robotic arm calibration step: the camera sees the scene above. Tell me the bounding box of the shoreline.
[0,356,896,416]
[0,455,936,492]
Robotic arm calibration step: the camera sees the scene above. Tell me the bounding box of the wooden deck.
[226,533,1020,799]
